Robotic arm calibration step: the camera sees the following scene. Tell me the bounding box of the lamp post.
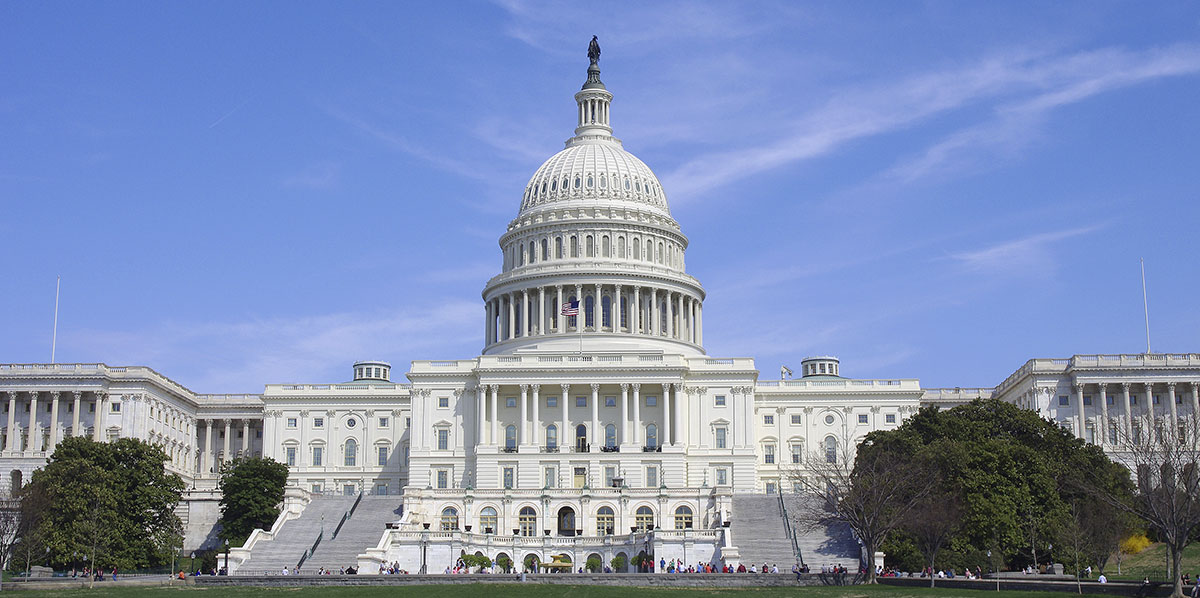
[223,539,229,575]
[190,551,196,575]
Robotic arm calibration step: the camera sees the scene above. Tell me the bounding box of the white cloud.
[947,224,1104,274]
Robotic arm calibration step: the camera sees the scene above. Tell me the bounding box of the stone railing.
[756,379,919,391]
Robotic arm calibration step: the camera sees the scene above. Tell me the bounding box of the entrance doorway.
[557,506,577,536]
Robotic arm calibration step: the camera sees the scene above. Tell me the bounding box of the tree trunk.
[1171,544,1184,598]
[929,557,937,588]
[865,541,877,584]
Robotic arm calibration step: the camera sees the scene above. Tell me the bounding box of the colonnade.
[3,389,110,454]
[485,283,702,347]
[475,383,685,451]
[196,417,262,475]
[1019,381,1200,446]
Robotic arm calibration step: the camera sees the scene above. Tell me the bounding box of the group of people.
[71,567,118,581]
[378,561,411,575]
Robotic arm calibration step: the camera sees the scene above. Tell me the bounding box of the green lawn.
[1107,542,1200,581]
[0,585,1103,598]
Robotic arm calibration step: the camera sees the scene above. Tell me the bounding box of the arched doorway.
[523,553,540,573]
[557,506,577,536]
[614,551,629,573]
[575,424,588,452]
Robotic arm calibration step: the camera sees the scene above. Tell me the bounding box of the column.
[531,385,540,447]
[590,383,600,449]
[206,419,216,473]
[72,391,81,437]
[555,285,564,333]
[1097,384,1109,447]
[242,419,250,455]
[665,292,673,338]
[620,384,630,444]
[632,287,641,334]
[1121,383,1133,438]
[696,302,703,346]
[650,289,658,335]
[93,393,106,441]
[1192,382,1200,424]
[490,385,499,445]
[223,419,232,463]
[522,290,530,337]
[632,384,641,446]
[486,300,494,345]
[1167,382,1179,428]
[663,384,672,446]
[673,384,683,446]
[729,388,738,447]
[477,386,486,447]
[560,384,570,451]
[614,285,623,333]
[28,391,39,452]
[507,294,516,340]
[677,293,684,340]
[1145,383,1155,421]
[574,284,583,331]
[539,287,547,335]
[688,298,696,343]
[519,384,528,446]
[5,392,16,451]
[595,283,602,331]
[48,392,60,452]
[1073,383,1085,440]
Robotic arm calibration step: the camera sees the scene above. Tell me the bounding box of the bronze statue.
[588,36,601,65]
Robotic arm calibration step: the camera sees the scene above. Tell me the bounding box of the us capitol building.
[2,42,1198,573]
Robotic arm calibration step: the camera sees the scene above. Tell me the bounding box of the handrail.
[332,491,364,540]
[297,530,322,570]
[777,488,804,567]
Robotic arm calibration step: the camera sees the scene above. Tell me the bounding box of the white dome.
[519,140,671,218]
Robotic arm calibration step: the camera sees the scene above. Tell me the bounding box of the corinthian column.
[590,383,600,450]
[632,383,641,446]
[519,384,529,446]
[620,383,630,445]
[5,392,17,452]
[27,391,39,452]
[48,391,60,452]
[1097,383,1109,447]
[560,384,570,451]
[531,385,541,447]
[539,287,547,335]
[72,391,81,437]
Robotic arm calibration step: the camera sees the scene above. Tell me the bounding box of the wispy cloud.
[282,161,341,189]
[947,224,1104,273]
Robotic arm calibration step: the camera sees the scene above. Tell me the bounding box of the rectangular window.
[576,397,587,407]
[858,414,868,424]
[646,396,657,407]
[1083,395,1092,406]
[605,396,616,407]
[503,467,514,489]
[111,402,121,413]
[436,470,449,489]
[885,414,896,424]
[763,414,774,425]
[286,447,296,466]
[314,417,324,428]
[766,481,777,494]
[375,484,388,496]
[287,418,298,428]
[764,444,775,464]
[379,417,389,428]
[646,465,658,488]
[1058,395,1069,406]
[311,483,322,494]
[437,429,449,450]
[1107,395,1115,406]
[1154,395,1161,405]
[604,466,616,488]
[438,397,449,408]
[312,446,323,466]
[791,445,802,464]
[715,427,727,449]
[378,446,388,465]
[715,395,726,406]
[547,396,558,407]
[406,417,412,428]
[791,414,802,425]
[506,397,517,408]
[1178,394,1185,405]
[544,466,556,488]
[716,468,728,486]
[1132,396,1139,405]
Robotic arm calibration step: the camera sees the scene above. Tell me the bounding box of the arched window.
[601,296,611,328]
[599,175,607,189]
[575,424,588,452]
[597,506,615,534]
[824,436,838,464]
[635,506,654,531]
[660,303,668,334]
[440,506,459,530]
[567,295,578,330]
[584,295,595,327]
[646,240,653,261]
[344,438,357,466]
[586,235,594,257]
[555,237,563,259]
[617,236,626,258]
[646,424,658,449]
[529,241,536,263]
[519,506,537,536]
[480,507,498,534]
[602,235,611,257]
[506,425,517,451]
[632,237,640,260]
[570,236,578,258]
[541,239,548,261]
[547,424,558,450]
[604,424,616,448]
[674,506,693,529]
[518,245,525,266]
[657,242,664,263]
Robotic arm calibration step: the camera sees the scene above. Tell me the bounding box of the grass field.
[1106,542,1200,581]
[0,585,1113,598]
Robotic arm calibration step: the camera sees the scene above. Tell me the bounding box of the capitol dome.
[520,141,671,218]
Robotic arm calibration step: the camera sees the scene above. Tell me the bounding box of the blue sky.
[2,2,1198,392]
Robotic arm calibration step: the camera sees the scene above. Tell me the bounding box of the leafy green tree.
[495,553,513,573]
[15,437,183,571]
[610,554,627,572]
[586,555,603,572]
[217,457,290,546]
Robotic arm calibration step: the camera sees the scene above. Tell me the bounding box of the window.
[715,395,726,406]
[575,424,588,451]
[1108,423,1119,445]
[635,506,654,531]
[763,444,776,464]
[547,396,557,407]
[1058,395,1069,406]
[406,417,411,428]
[715,427,727,449]
[1083,395,1092,406]
[287,418,298,429]
[646,465,658,488]
[791,444,802,464]
[440,507,459,530]
[603,466,616,488]
[503,467,514,489]
[518,506,537,536]
[312,446,323,466]
[439,397,449,408]
[791,414,802,425]
[605,396,616,407]
[646,424,658,448]
[544,466,556,488]
[824,436,837,464]
[344,439,357,466]
[506,397,517,408]
[311,483,322,493]
[379,416,389,428]
[1107,394,1115,406]
[375,484,388,496]
[436,469,449,489]
[597,506,615,534]
[378,446,388,465]
[857,414,868,424]
[885,414,896,424]
[480,507,498,533]
[286,447,296,466]
[547,424,558,449]
[110,402,120,413]
[824,415,834,425]
[505,425,517,450]
[1154,395,1161,405]
[763,414,774,425]
[674,506,693,529]
[314,417,324,428]
[646,396,657,407]
[437,429,449,450]
[766,481,777,494]
[716,468,728,486]
[576,397,587,407]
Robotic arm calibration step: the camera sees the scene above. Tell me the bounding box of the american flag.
[561,300,579,316]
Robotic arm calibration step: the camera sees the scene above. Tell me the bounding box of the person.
[1097,573,1107,583]
[793,563,801,580]
[112,567,118,581]
[1190,577,1199,598]
[177,570,186,580]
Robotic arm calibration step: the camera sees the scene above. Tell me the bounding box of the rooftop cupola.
[572,36,614,140]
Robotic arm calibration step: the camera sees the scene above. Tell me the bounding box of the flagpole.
[1141,258,1151,354]
[51,275,61,363]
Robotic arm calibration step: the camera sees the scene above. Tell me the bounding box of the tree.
[903,481,963,587]
[0,500,19,587]
[217,457,290,546]
[586,555,603,572]
[610,554,627,572]
[790,430,932,584]
[495,554,513,573]
[1089,414,1200,598]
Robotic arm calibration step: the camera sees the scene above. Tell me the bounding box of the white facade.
[1,47,1197,568]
